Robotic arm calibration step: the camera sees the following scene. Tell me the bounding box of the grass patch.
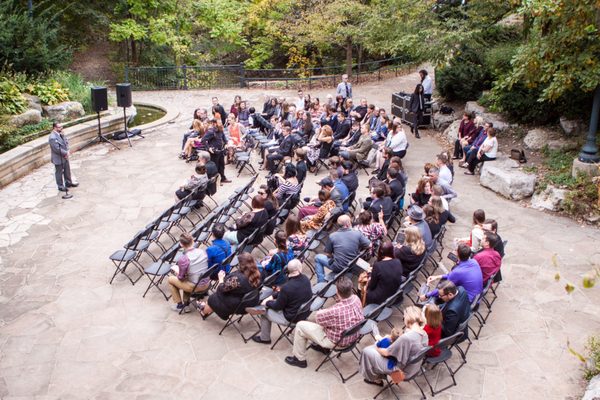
[584,336,600,381]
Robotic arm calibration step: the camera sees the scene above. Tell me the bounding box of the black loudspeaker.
[91,86,108,112]
[116,83,132,108]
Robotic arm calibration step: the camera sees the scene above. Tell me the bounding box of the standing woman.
[201,118,231,184]
[409,84,425,139]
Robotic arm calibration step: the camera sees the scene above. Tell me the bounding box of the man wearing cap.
[314,215,370,283]
[402,205,433,250]
[248,259,313,344]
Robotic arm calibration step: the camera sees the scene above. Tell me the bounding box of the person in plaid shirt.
[285,276,364,368]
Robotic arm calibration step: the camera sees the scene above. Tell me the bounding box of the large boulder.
[480,162,537,200]
[42,101,85,122]
[531,186,568,211]
[465,101,485,115]
[443,119,461,143]
[433,112,456,131]
[22,94,42,112]
[524,128,573,151]
[9,109,42,128]
[583,374,600,400]
[559,117,585,137]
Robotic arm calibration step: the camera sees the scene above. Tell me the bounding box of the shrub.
[486,83,558,124]
[28,81,70,105]
[49,71,102,113]
[484,42,519,78]
[435,46,490,101]
[583,336,600,381]
[0,78,27,115]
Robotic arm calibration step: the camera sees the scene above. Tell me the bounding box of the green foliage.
[435,46,490,101]
[486,83,558,124]
[0,118,52,153]
[0,0,71,74]
[28,81,70,106]
[0,79,27,115]
[48,71,103,113]
[502,0,600,101]
[562,173,599,217]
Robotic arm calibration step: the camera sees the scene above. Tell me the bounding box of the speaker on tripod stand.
[81,86,120,150]
[116,83,144,147]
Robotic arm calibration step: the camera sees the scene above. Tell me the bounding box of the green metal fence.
[125,57,418,91]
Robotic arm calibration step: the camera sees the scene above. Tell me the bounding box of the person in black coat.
[364,186,394,222]
[387,167,405,203]
[201,119,230,183]
[363,242,404,306]
[438,281,471,338]
[294,148,308,184]
[409,84,425,139]
[211,97,227,125]
[267,126,294,173]
[250,259,313,343]
[341,161,359,193]
[332,113,352,141]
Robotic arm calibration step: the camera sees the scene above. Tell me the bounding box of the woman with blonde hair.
[394,226,426,277]
[359,306,429,386]
[182,120,205,160]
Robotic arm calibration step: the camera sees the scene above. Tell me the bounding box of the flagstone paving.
[0,69,599,400]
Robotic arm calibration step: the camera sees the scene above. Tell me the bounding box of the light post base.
[572,157,600,178]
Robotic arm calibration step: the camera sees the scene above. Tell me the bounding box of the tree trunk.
[345,37,353,77]
[131,39,138,65]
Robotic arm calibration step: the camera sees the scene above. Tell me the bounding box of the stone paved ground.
[1,69,599,400]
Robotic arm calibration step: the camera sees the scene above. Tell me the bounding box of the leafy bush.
[0,118,52,153]
[583,336,600,381]
[0,0,71,74]
[0,78,27,115]
[484,42,519,78]
[49,71,101,113]
[28,81,70,105]
[435,46,490,101]
[486,83,558,124]
[563,173,599,217]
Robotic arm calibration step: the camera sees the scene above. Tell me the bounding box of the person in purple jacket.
[420,243,483,303]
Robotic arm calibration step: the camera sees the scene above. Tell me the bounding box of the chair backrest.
[262,269,283,288]
[431,331,463,353]
[334,319,368,348]
[162,244,181,263]
[405,346,433,369]
[235,288,260,314]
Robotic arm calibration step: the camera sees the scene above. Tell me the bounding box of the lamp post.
[28,0,32,17]
[579,85,600,163]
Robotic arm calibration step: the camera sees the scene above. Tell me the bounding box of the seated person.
[314,215,370,283]
[339,123,373,163]
[284,276,364,368]
[197,253,262,319]
[423,304,443,357]
[225,113,246,163]
[285,214,307,253]
[300,189,336,233]
[423,204,442,237]
[175,164,208,201]
[387,167,406,205]
[332,112,352,141]
[483,219,505,258]
[456,209,486,252]
[429,195,455,225]
[306,125,334,170]
[422,244,483,303]
[403,205,433,250]
[224,195,269,249]
[359,306,428,386]
[258,184,279,236]
[181,120,206,160]
[258,231,294,286]
[360,241,404,306]
[428,167,457,202]
[266,126,295,173]
[181,108,207,153]
[168,233,210,313]
[437,280,471,338]
[354,210,387,258]
[274,164,302,204]
[205,223,232,276]
[363,186,394,223]
[294,148,308,184]
[394,226,427,276]
[465,127,498,175]
[410,177,432,207]
[340,160,359,193]
[249,259,313,344]
[473,231,502,284]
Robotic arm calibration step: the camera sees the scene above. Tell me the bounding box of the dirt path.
[70,39,116,83]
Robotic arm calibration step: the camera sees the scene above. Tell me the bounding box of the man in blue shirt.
[421,243,483,302]
[205,223,231,276]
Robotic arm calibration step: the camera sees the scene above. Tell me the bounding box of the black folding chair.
[218,289,261,343]
[422,332,464,395]
[141,244,180,300]
[109,226,155,285]
[269,297,315,350]
[314,319,368,383]
[374,346,432,400]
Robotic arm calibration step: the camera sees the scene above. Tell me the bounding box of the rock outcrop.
[10,109,42,128]
[531,186,567,211]
[42,101,85,122]
[480,154,536,200]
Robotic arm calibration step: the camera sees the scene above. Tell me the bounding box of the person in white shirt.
[436,153,453,185]
[336,74,353,100]
[295,89,305,111]
[374,119,408,170]
[465,127,498,175]
[419,70,433,101]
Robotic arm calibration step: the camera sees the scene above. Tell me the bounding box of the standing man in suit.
[48,122,78,192]
[336,74,352,101]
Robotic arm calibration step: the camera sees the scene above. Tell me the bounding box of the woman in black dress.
[199,253,262,320]
[394,226,427,277]
[363,241,404,306]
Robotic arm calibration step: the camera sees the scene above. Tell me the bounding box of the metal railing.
[125,57,418,91]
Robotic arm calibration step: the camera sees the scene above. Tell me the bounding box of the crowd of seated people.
[160,73,507,394]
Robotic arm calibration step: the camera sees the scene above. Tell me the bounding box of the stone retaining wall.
[0,111,124,188]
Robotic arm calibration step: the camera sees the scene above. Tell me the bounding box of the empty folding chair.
[314,319,368,383]
[109,226,156,285]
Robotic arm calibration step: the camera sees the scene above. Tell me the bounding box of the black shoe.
[415,133,420,139]
[58,187,67,192]
[309,344,331,355]
[221,179,232,183]
[285,356,307,368]
[66,182,79,188]
[364,379,384,387]
[251,335,272,345]
[371,169,380,175]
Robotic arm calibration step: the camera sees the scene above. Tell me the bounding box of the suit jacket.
[49,130,69,165]
[409,93,425,113]
[441,286,470,338]
[276,135,294,156]
[333,119,351,141]
[348,134,373,161]
[388,178,405,201]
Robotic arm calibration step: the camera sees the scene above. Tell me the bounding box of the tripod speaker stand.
[82,86,120,150]
[116,83,144,147]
